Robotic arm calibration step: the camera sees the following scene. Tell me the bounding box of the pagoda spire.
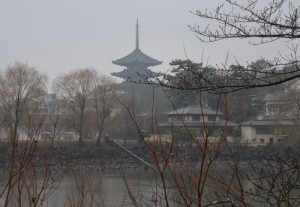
[136,19,139,50]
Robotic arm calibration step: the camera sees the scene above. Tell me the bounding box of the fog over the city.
[0,0,290,85]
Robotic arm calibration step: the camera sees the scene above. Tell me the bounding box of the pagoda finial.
[136,19,139,50]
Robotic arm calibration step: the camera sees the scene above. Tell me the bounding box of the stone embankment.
[1,143,300,173]
[0,144,151,172]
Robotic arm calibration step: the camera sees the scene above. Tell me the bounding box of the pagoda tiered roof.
[112,48,162,68]
[111,67,159,80]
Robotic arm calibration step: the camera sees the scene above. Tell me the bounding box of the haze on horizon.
[0,0,291,86]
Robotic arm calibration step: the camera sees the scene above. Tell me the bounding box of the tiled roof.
[165,105,222,115]
[159,120,239,127]
[262,93,277,102]
[112,49,162,67]
[111,68,159,80]
[240,119,296,126]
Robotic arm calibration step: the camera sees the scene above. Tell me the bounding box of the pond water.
[46,169,158,207]
[1,163,296,207]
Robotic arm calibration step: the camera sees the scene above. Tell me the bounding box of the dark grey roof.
[112,49,162,68]
[263,94,273,101]
[159,120,238,128]
[262,93,278,102]
[165,105,222,115]
[111,68,159,80]
[241,119,296,126]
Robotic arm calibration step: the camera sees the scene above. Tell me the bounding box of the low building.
[240,92,299,146]
[240,119,297,146]
[262,93,292,118]
[159,105,239,143]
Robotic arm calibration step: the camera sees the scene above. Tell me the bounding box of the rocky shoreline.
[0,144,152,173]
[1,143,300,173]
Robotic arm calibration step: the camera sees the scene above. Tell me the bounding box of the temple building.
[112,20,162,81]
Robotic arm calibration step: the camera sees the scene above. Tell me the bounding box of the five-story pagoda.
[112,20,162,81]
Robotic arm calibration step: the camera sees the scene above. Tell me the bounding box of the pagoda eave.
[112,49,162,67]
[111,68,160,80]
[112,60,162,68]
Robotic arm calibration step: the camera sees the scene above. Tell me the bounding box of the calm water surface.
[47,169,156,207]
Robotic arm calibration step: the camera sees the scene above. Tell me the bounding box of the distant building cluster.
[158,89,300,147]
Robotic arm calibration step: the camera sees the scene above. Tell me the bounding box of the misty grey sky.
[0,0,292,86]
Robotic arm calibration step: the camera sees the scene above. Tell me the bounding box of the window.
[269,138,273,143]
[256,127,270,135]
[195,130,203,137]
[171,116,178,121]
[281,128,289,135]
[260,139,264,143]
[192,115,200,121]
[207,115,216,122]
